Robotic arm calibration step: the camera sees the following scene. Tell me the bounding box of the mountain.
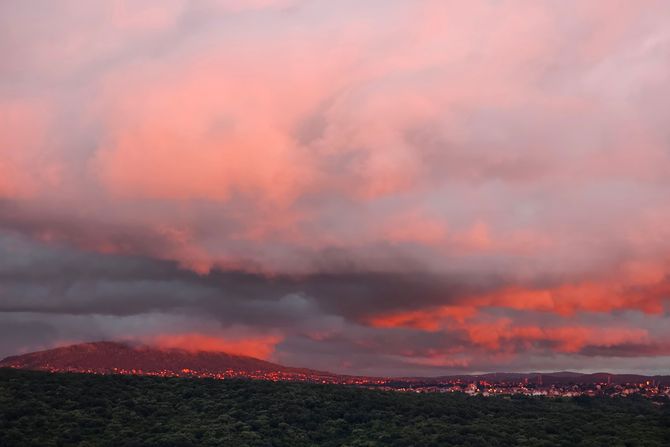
[0,341,322,378]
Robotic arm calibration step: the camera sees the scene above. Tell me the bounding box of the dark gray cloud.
[1,229,669,375]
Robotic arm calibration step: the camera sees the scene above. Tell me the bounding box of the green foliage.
[1,368,668,447]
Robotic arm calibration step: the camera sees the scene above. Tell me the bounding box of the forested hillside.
[1,368,669,447]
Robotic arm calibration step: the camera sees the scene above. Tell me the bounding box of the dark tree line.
[1,368,669,446]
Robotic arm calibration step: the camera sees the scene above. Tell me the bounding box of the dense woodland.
[1,368,669,447]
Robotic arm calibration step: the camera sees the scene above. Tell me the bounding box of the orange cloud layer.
[367,305,477,331]
[464,320,649,353]
[471,279,669,315]
[148,333,283,359]
[368,267,670,332]
[367,305,655,357]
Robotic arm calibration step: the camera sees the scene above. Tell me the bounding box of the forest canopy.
[1,368,669,447]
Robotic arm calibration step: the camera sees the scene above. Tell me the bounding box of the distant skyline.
[1,0,670,376]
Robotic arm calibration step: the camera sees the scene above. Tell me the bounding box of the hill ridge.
[2,341,669,385]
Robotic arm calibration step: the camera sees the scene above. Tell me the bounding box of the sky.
[1,0,670,376]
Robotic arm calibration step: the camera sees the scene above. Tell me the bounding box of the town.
[26,364,670,402]
[374,377,670,401]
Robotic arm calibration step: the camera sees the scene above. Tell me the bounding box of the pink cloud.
[147,333,283,359]
[2,0,670,373]
[0,98,60,198]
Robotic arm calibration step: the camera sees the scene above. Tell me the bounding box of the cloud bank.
[1,0,669,375]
